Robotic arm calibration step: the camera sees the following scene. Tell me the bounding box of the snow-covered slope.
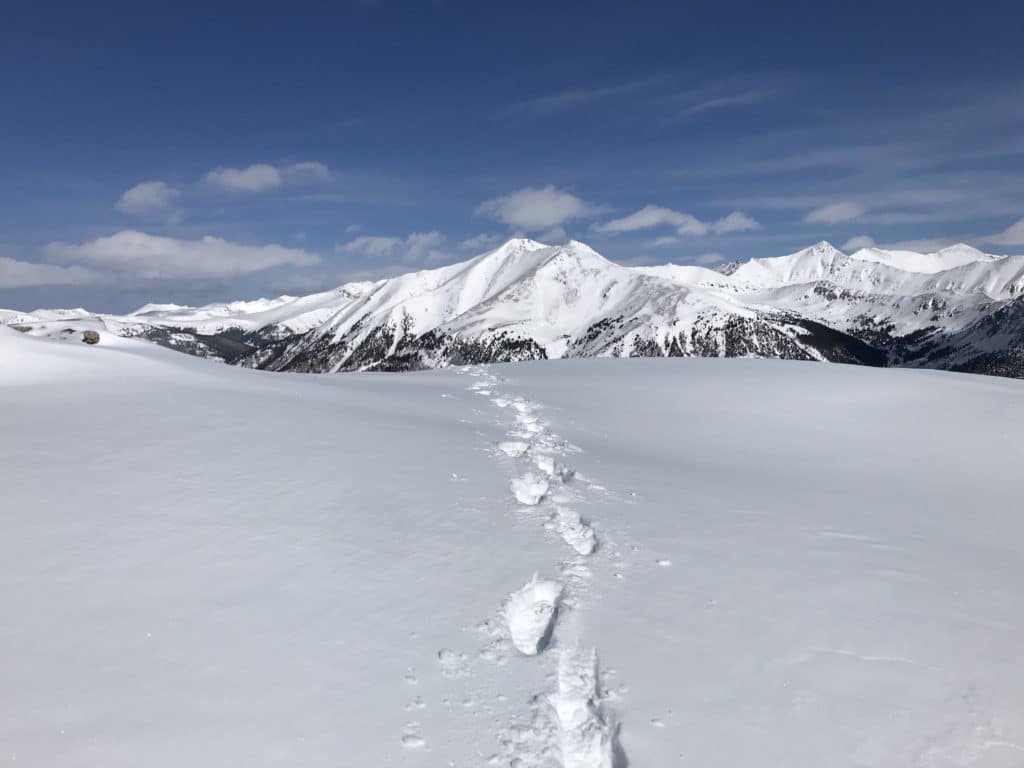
[848,243,1000,274]
[245,240,884,373]
[4,238,1024,377]
[129,281,380,336]
[4,329,1024,767]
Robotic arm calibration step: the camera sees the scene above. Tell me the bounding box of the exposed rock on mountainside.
[4,237,1023,377]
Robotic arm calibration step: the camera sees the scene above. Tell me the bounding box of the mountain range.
[5,237,1024,378]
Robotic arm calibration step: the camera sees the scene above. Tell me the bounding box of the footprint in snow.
[437,648,469,678]
[401,722,426,750]
[505,576,563,655]
[549,647,618,768]
[511,474,549,506]
[556,507,597,556]
[497,440,530,458]
[535,454,575,482]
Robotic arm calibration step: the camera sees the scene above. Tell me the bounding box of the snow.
[3,327,1024,767]
[5,237,1024,376]
[849,243,1000,274]
[505,576,564,656]
[127,282,381,335]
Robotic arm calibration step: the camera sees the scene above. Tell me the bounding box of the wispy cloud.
[664,75,787,124]
[804,201,866,224]
[842,235,876,251]
[596,205,759,236]
[500,75,665,116]
[712,211,760,233]
[205,161,330,192]
[984,218,1024,247]
[598,205,707,235]
[458,233,504,251]
[670,88,777,123]
[695,252,726,265]
[337,231,448,264]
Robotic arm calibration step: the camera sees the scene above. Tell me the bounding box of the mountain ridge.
[4,237,1024,378]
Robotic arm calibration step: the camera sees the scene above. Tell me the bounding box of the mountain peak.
[497,237,548,252]
[809,240,843,256]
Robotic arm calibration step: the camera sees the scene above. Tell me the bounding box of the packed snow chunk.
[536,454,575,482]
[516,411,540,426]
[557,507,597,556]
[498,440,530,458]
[549,648,615,768]
[505,576,563,655]
[511,473,549,505]
[518,420,544,436]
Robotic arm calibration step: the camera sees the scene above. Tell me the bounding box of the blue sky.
[2,0,1023,312]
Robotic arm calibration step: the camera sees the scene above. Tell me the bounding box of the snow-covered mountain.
[5,237,1024,377]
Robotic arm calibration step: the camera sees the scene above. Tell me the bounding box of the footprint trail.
[461,366,626,767]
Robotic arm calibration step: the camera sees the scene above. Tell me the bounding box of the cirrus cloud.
[44,230,320,280]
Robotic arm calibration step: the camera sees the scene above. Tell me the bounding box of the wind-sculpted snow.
[7,237,1024,378]
[4,311,1024,768]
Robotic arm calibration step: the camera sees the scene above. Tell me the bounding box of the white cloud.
[476,186,597,231]
[597,205,758,236]
[458,233,504,252]
[337,231,447,265]
[670,88,777,123]
[205,161,330,192]
[537,225,567,243]
[500,75,665,116]
[44,230,320,280]
[711,211,759,234]
[206,163,282,192]
[597,205,707,235]
[116,181,180,214]
[842,235,876,251]
[0,256,100,288]
[337,235,403,258]
[344,223,363,234]
[804,201,866,224]
[649,236,680,247]
[286,161,330,182]
[695,252,726,265]
[984,218,1024,247]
